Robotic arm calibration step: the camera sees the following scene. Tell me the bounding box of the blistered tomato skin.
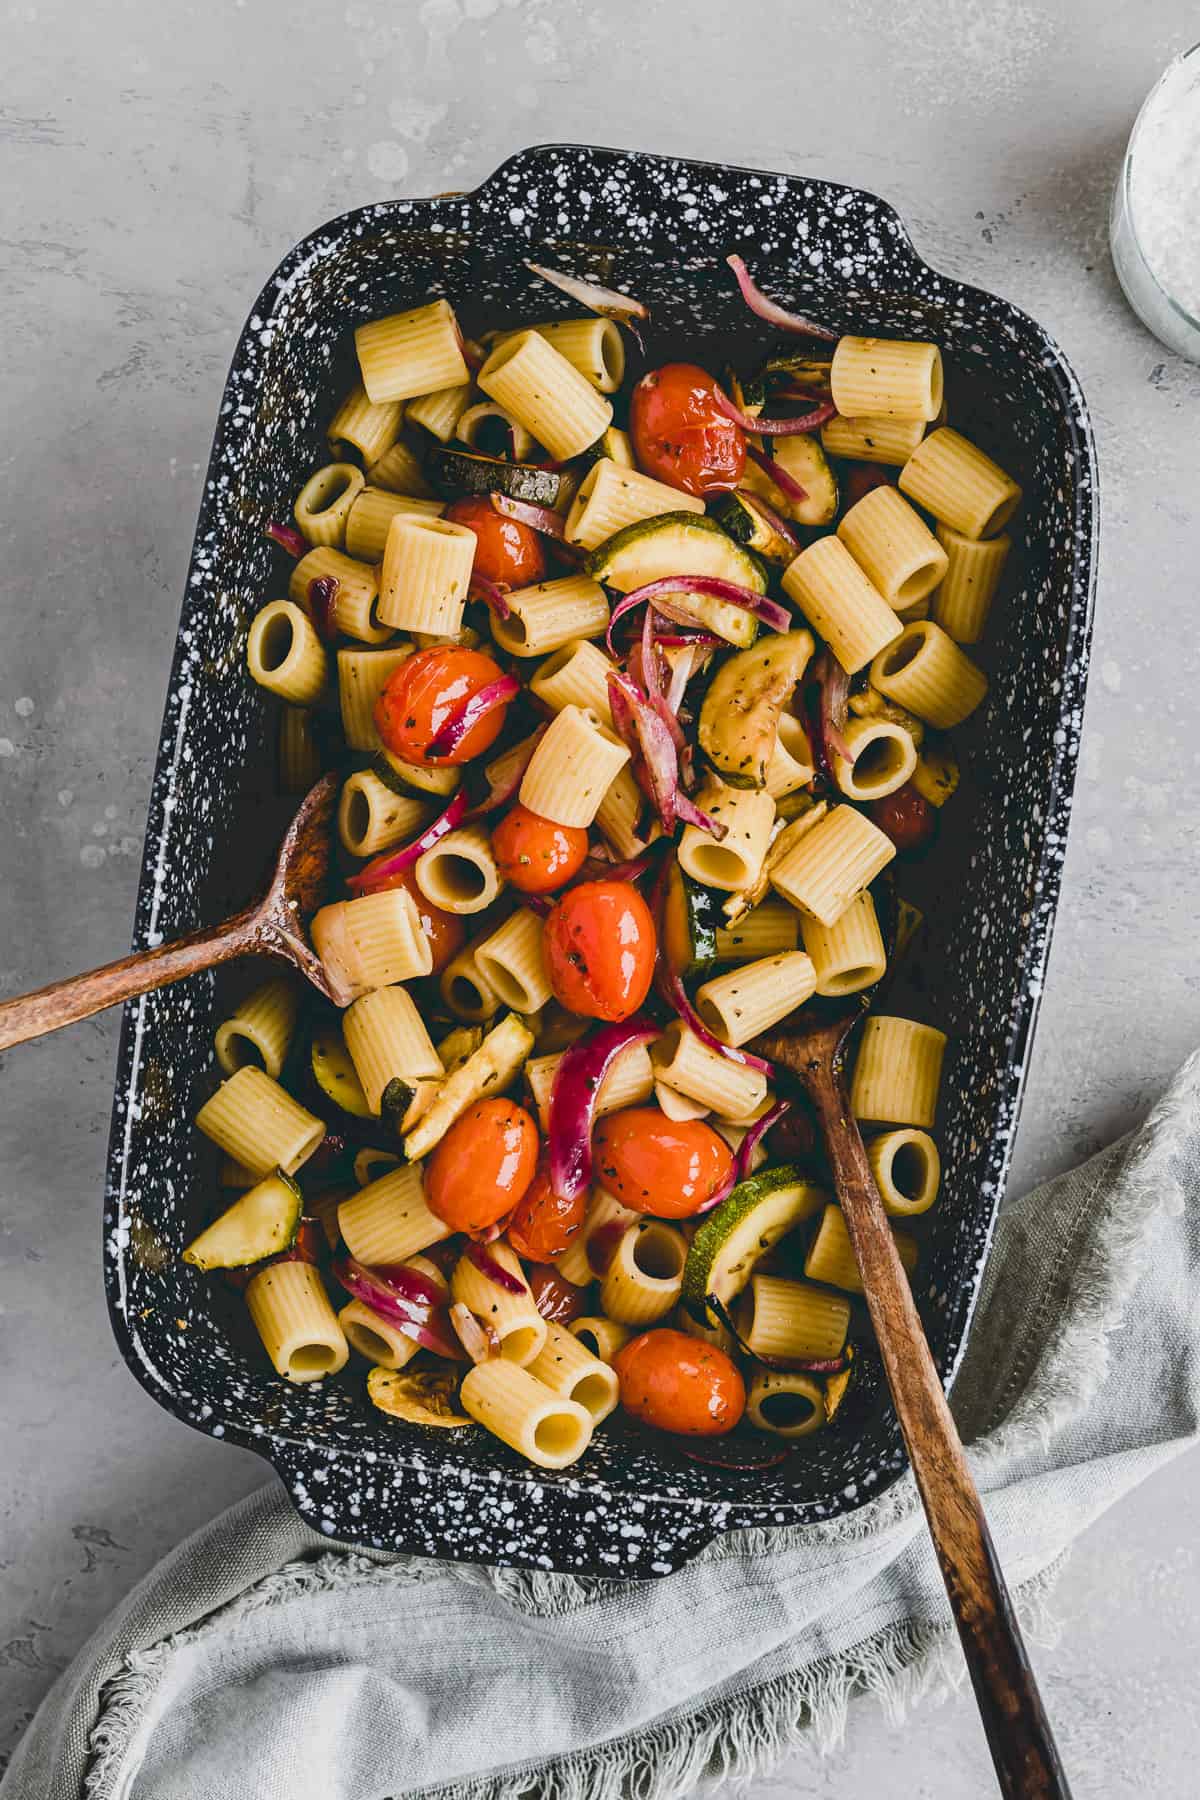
[444,496,546,588]
[868,782,937,855]
[491,804,589,895]
[374,646,510,766]
[426,1098,540,1234]
[352,865,464,975]
[629,363,747,498]
[507,1164,586,1261]
[542,880,656,1022]
[614,1328,745,1436]
[592,1109,734,1218]
[525,1261,588,1323]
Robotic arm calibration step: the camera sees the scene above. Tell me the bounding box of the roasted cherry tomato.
[629,362,746,498]
[444,495,546,588]
[426,1098,539,1234]
[352,865,464,975]
[542,880,656,1022]
[374,646,510,766]
[841,461,898,511]
[614,1328,745,1436]
[507,1162,586,1261]
[525,1261,588,1323]
[868,782,937,855]
[491,804,590,895]
[592,1108,733,1218]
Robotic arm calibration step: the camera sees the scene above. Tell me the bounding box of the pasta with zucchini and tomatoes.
[187,256,1015,1469]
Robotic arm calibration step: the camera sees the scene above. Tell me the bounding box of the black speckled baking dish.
[104,145,1097,1576]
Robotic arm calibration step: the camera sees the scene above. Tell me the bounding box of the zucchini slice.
[911,732,959,808]
[698,629,814,789]
[182,1171,303,1271]
[583,425,636,469]
[311,1028,374,1121]
[742,436,839,528]
[681,1165,828,1323]
[402,1013,535,1162]
[711,490,797,569]
[585,513,766,648]
[427,446,562,508]
[762,350,834,395]
[659,856,721,981]
[368,1365,471,1428]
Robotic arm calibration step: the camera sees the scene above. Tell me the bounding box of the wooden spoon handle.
[0,909,260,1051]
[806,1070,1072,1799]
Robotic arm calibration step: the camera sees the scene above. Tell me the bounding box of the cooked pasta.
[521,317,626,392]
[898,426,1022,539]
[195,1066,324,1178]
[478,329,612,461]
[439,939,501,1023]
[336,771,427,858]
[353,1146,400,1187]
[820,412,927,466]
[932,524,1010,644]
[650,1021,768,1120]
[678,778,775,891]
[407,382,473,444]
[556,1188,641,1287]
[594,762,652,860]
[415,823,502,915]
[519,705,630,828]
[337,645,412,752]
[451,1241,547,1364]
[293,463,364,549]
[472,908,553,1014]
[869,620,988,728]
[737,1275,850,1362]
[456,400,536,462]
[345,487,445,563]
[867,1128,941,1217]
[378,515,476,637]
[213,976,300,1080]
[782,537,902,675]
[367,437,436,497]
[746,1367,826,1438]
[246,1261,349,1384]
[355,299,469,405]
[328,382,404,467]
[714,901,801,961]
[804,1202,918,1294]
[246,601,327,704]
[564,458,704,550]
[525,1042,655,1133]
[337,1298,420,1370]
[694,950,817,1046]
[851,1015,947,1127]
[764,713,815,799]
[459,1360,592,1470]
[837,484,949,608]
[569,1316,633,1363]
[289,547,387,645]
[831,714,918,801]
[529,638,618,727]
[310,888,433,1002]
[528,1322,620,1422]
[489,574,610,658]
[337,1163,450,1265]
[768,803,895,926]
[800,889,887,997]
[342,985,443,1113]
[829,336,943,422]
[599,1220,688,1326]
[653,1079,711,1122]
[278,705,322,793]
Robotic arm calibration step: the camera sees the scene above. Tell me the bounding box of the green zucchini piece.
[182,1170,302,1271]
[436,1025,485,1072]
[428,446,562,508]
[824,1343,857,1423]
[710,490,797,570]
[724,364,765,418]
[762,351,833,395]
[660,856,721,981]
[681,1165,827,1323]
[586,513,766,649]
[311,1028,374,1121]
[770,436,839,527]
[582,425,636,468]
[697,630,814,789]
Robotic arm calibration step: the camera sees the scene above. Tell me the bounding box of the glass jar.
[1110,42,1200,363]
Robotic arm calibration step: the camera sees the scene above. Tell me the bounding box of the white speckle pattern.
[101,145,1097,1578]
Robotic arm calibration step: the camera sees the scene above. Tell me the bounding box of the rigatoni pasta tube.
[594,763,651,861]
[556,1188,641,1286]
[337,1298,420,1370]
[746,1367,826,1439]
[678,779,775,892]
[342,985,443,1114]
[406,382,472,444]
[293,463,364,550]
[519,705,630,828]
[599,1221,687,1326]
[654,1079,710,1122]
[451,1241,547,1365]
[738,1275,850,1362]
[337,645,411,752]
[289,547,387,645]
[714,901,800,962]
[459,1360,592,1470]
[898,426,1021,539]
[851,1015,947,1127]
[694,951,817,1047]
[456,400,536,461]
[415,823,502,915]
[525,1042,654,1133]
[831,715,918,802]
[472,909,552,1014]
[801,890,887,997]
[213,976,300,1080]
[837,484,949,608]
[528,1322,620,1423]
[353,1145,400,1187]
[564,458,704,550]
[650,1021,768,1120]
[337,1163,450,1266]
[490,575,610,658]
[478,328,612,461]
[378,515,476,636]
[821,413,927,466]
[328,382,403,467]
[569,1316,632,1364]
[345,488,444,563]
[439,940,501,1023]
[194,1067,324,1178]
[246,1262,348,1384]
[869,621,987,728]
[782,537,901,675]
[355,299,469,405]
[804,1202,918,1294]
[529,639,618,727]
[868,1128,940,1217]
[367,437,436,498]
[278,706,322,793]
[246,601,327,704]
[764,713,815,799]
[523,317,626,392]
[310,888,432,1003]
[337,771,427,858]
[933,524,1010,644]
[830,335,943,422]
[769,803,895,927]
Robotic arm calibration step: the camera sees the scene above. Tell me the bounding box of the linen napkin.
[7,1047,1200,1800]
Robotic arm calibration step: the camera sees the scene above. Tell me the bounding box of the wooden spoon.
[754,1005,1072,1800]
[0,774,339,1052]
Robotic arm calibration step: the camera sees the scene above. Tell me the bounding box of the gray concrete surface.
[2,0,1199,1791]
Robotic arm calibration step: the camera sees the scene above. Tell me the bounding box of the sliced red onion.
[746,441,808,506]
[653,630,724,650]
[715,387,836,437]
[657,966,774,1078]
[674,1428,794,1469]
[606,578,790,657]
[641,606,685,749]
[423,673,519,760]
[449,1301,499,1364]
[725,254,837,340]
[265,520,307,558]
[578,850,654,885]
[813,648,855,765]
[308,575,340,643]
[346,787,470,893]
[333,1256,463,1359]
[469,572,513,620]
[673,789,724,834]
[462,1239,526,1293]
[464,724,546,820]
[608,671,689,836]
[735,488,801,554]
[489,490,566,539]
[702,1097,796,1214]
[370,1260,448,1309]
[525,259,650,326]
[548,1018,660,1201]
